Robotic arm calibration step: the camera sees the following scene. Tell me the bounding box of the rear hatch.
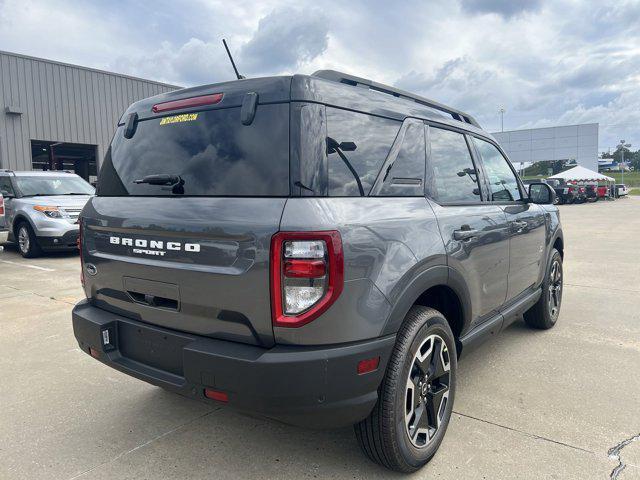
[81,78,292,347]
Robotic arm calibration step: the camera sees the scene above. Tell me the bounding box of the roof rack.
[312,70,481,128]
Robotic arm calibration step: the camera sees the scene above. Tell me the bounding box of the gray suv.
[72,71,564,472]
[0,171,94,257]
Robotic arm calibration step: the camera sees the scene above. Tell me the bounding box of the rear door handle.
[453,228,479,241]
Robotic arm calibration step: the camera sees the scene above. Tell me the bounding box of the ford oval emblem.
[85,263,98,276]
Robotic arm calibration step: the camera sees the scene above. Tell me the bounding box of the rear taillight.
[270,231,344,328]
[152,93,223,113]
[0,195,4,216]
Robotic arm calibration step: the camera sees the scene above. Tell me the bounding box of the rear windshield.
[97,104,290,196]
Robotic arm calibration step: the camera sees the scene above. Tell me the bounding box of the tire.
[355,306,457,473]
[16,222,42,258]
[524,248,563,329]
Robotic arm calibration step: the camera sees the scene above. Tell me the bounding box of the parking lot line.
[0,259,55,272]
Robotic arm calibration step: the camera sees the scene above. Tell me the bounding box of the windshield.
[97,104,290,197]
[15,176,95,196]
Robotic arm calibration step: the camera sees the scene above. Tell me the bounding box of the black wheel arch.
[552,231,564,259]
[381,265,472,355]
[12,214,36,239]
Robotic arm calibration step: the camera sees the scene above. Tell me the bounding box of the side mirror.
[528,182,556,205]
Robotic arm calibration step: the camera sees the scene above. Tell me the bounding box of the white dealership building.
[492,123,599,172]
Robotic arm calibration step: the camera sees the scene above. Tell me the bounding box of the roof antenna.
[223,39,244,80]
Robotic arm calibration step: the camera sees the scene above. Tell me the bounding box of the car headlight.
[33,205,65,218]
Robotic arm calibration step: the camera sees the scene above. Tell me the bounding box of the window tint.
[98,104,289,197]
[0,177,15,197]
[327,108,400,196]
[426,127,481,203]
[473,138,522,202]
[377,121,425,197]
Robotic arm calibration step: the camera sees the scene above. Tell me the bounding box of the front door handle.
[453,227,479,241]
[512,221,528,232]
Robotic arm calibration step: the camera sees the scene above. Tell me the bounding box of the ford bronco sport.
[72,70,564,472]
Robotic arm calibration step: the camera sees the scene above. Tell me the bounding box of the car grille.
[62,208,83,220]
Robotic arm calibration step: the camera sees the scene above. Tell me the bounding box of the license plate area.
[117,321,191,377]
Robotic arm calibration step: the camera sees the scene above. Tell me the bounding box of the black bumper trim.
[72,299,395,428]
[38,230,79,249]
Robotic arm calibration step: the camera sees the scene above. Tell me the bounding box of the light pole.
[618,140,631,187]
[498,106,506,132]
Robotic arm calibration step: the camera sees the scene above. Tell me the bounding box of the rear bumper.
[0,228,8,244]
[72,300,395,428]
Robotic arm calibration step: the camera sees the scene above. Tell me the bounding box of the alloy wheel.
[18,226,30,254]
[404,334,451,448]
[548,259,563,319]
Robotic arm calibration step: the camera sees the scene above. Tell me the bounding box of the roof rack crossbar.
[311,70,481,128]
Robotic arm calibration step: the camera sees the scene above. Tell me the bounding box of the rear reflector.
[152,93,223,113]
[204,388,229,403]
[357,357,380,375]
[89,347,100,359]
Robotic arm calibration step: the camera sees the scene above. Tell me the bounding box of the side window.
[327,108,400,196]
[377,121,425,196]
[0,177,15,197]
[473,138,522,202]
[426,127,482,203]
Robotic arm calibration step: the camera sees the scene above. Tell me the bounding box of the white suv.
[0,171,94,257]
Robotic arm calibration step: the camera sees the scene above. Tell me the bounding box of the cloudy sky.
[1,0,639,151]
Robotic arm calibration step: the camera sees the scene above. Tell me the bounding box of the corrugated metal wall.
[0,50,180,170]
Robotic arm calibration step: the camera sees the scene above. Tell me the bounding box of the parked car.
[0,193,8,249]
[0,170,95,257]
[72,70,564,473]
[545,178,577,204]
[597,185,609,199]
[616,184,629,197]
[584,184,599,202]
[573,184,587,203]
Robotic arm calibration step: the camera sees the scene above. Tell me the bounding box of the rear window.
[98,104,290,196]
[426,127,482,204]
[326,108,400,196]
[376,120,426,197]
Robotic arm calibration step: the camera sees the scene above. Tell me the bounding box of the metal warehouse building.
[0,51,180,183]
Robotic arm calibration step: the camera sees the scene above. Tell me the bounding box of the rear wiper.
[62,192,90,195]
[134,174,185,195]
[134,174,182,185]
[326,137,364,196]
